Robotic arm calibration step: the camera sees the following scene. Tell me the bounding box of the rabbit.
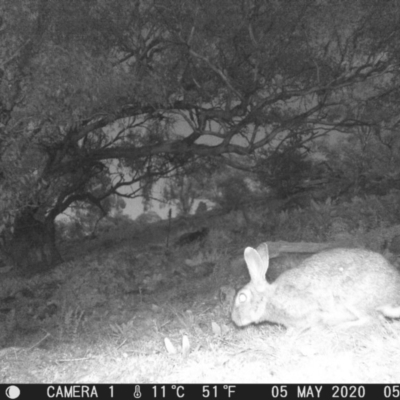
[267,253,314,282]
[231,243,400,329]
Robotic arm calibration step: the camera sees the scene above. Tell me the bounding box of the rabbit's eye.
[238,292,248,303]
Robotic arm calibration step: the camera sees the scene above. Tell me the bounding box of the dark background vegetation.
[2,0,400,273]
[3,0,400,383]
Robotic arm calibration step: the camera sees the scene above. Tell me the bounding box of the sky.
[122,187,171,220]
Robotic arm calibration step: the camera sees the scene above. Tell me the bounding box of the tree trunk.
[7,208,62,274]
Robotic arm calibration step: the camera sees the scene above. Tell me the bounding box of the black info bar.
[0,384,398,400]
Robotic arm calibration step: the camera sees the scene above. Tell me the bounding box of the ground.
[1,213,399,383]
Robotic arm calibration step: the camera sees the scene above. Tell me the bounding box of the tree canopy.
[2,0,400,270]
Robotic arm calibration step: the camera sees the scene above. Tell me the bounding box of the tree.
[2,0,400,272]
[161,158,220,215]
[316,126,400,200]
[256,134,314,198]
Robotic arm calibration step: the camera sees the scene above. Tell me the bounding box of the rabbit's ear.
[244,246,269,287]
[256,242,270,264]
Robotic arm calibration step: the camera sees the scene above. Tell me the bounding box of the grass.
[1,210,400,383]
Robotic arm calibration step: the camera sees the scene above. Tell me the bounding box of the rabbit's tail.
[377,304,400,319]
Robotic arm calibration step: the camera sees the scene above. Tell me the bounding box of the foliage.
[315,128,400,199]
[135,211,162,225]
[258,193,400,245]
[161,158,221,215]
[256,137,314,198]
[3,0,400,268]
[214,174,252,211]
[56,211,131,241]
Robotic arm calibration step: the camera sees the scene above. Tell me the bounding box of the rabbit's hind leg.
[376,304,400,320]
[322,304,371,329]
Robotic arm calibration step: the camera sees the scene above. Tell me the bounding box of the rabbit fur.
[231,243,400,329]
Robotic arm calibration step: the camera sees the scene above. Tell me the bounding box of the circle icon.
[6,386,20,399]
